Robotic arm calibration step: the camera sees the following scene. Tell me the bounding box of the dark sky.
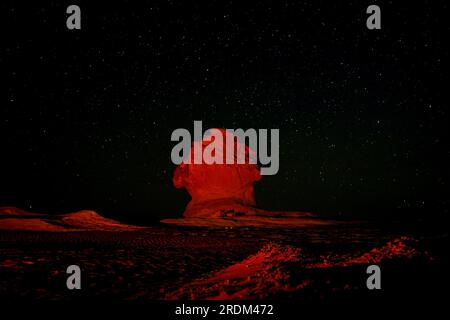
[1,1,448,223]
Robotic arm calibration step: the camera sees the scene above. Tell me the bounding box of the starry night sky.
[1,1,448,223]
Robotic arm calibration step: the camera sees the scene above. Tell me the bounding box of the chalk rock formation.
[174,129,262,218]
[169,128,322,226]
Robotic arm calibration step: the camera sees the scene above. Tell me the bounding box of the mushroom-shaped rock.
[173,129,262,218]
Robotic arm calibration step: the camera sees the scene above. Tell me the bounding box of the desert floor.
[0,222,447,303]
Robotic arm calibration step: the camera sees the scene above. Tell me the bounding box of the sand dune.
[60,210,141,230]
[0,218,70,232]
[0,207,142,232]
[0,207,43,216]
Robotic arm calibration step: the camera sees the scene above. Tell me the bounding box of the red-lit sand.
[0,207,43,216]
[165,243,309,299]
[0,207,142,232]
[165,237,424,300]
[0,220,438,301]
[160,216,343,228]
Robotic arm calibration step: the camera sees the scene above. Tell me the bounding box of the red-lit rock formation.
[171,129,320,226]
[173,129,263,218]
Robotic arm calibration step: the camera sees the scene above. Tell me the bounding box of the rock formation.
[172,128,315,221]
[173,129,263,218]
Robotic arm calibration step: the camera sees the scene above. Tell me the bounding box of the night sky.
[1,1,448,223]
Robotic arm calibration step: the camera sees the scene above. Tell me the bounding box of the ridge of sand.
[0,207,142,232]
[0,207,43,216]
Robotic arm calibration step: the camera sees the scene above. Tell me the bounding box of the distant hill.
[0,207,143,231]
[0,207,43,216]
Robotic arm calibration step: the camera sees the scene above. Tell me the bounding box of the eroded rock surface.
[173,129,262,218]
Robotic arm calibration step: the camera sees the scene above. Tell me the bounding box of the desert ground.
[0,208,446,303]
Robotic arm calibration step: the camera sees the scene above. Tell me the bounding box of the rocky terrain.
[0,209,445,302]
